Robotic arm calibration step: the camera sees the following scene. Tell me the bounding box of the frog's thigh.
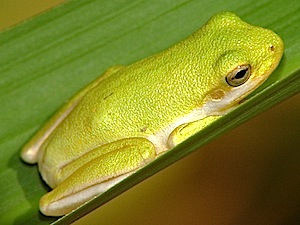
[168,116,220,147]
[39,137,156,216]
[21,65,125,164]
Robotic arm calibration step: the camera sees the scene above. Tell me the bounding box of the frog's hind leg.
[21,66,125,164]
[39,137,156,216]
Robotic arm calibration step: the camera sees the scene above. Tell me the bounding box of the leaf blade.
[0,0,299,224]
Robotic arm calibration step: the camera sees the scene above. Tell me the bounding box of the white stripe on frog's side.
[147,78,262,156]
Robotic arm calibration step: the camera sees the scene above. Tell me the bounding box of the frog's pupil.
[235,68,248,79]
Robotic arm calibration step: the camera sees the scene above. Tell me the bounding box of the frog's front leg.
[168,116,220,147]
[21,66,125,164]
[39,137,156,216]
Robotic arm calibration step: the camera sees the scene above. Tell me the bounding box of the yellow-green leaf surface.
[1,0,299,224]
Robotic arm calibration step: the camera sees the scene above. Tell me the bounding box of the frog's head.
[199,12,284,113]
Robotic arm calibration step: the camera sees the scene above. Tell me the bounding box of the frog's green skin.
[21,12,283,216]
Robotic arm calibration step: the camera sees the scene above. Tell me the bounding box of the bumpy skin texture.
[21,12,283,216]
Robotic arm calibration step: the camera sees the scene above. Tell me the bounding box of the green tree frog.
[21,12,283,216]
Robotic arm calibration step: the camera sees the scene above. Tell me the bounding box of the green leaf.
[0,0,299,224]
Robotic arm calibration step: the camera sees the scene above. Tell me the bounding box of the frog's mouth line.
[202,78,263,114]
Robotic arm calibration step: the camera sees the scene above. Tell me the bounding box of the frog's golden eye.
[226,65,251,87]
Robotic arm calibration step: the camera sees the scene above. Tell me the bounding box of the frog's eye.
[225,65,251,87]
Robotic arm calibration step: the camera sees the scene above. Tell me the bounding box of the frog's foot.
[168,116,220,147]
[39,137,155,216]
